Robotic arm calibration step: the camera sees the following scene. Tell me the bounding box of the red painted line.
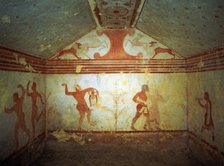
[186,54,224,64]
[0,62,45,72]
[0,66,43,73]
[1,132,45,164]
[0,46,43,61]
[47,58,185,62]
[0,60,44,68]
[49,129,188,134]
[0,46,224,74]
[130,0,142,26]
[188,131,220,154]
[42,71,185,74]
[186,48,224,60]
[0,54,16,60]
[187,64,224,71]
[187,59,224,68]
[45,61,186,66]
[50,64,187,68]
[44,62,187,66]
[187,63,224,70]
[0,53,44,66]
[42,69,186,74]
[186,67,224,73]
[43,67,187,72]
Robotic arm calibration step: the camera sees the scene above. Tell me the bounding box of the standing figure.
[131,85,152,130]
[149,90,165,130]
[197,92,215,141]
[27,81,44,139]
[5,84,30,150]
[62,84,99,130]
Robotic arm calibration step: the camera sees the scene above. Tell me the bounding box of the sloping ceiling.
[0,0,223,59]
[137,0,224,57]
[0,0,95,58]
[89,0,145,29]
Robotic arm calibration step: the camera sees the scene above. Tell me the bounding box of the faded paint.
[46,73,187,131]
[0,71,45,162]
[188,70,224,153]
[88,0,145,29]
[51,29,182,60]
[75,65,83,73]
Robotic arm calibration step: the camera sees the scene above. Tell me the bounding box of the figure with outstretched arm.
[5,84,30,150]
[62,83,99,130]
[27,81,44,139]
[196,92,215,141]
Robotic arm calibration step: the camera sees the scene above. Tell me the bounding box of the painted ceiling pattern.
[89,0,145,29]
[50,29,182,60]
[0,0,223,59]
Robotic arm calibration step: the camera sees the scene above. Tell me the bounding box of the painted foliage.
[50,29,182,60]
[46,73,187,131]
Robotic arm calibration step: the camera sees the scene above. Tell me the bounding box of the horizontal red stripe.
[0,46,224,74]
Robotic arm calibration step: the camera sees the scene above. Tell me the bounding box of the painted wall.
[187,70,224,152]
[0,71,45,161]
[46,73,187,131]
[50,29,182,60]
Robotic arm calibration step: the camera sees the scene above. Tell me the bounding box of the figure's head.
[142,84,149,92]
[73,42,81,49]
[13,93,19,102]
[204,91,210,100]
[32,82,37,91]
[75,84,82,91]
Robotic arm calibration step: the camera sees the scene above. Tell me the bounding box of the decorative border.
[48,129,188,134]
[0,47,45,73]
[0,46,224,74]
[186,48,224,73]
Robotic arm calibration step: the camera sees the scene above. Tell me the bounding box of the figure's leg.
[24,125,30,141]
[154,119,161,130]
[144,112,151,130]
[37,110,43,122]
[212,131,215,141]
[154,111,160,130]
[131,111,141,130]
[78,111,85,130]
[34,105,42,122]
[170,51,175,59]
[14,124,19,150]
[86,109,91,125]
[211,126,215,141]
[32,108,38,139]
[151,52,157,59]
[201,125,205,133]
[32,117,36,139]
[21,122,31,144]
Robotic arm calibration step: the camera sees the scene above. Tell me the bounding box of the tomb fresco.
[50,29,182,60]
[0,71,45,161]
[46,73,187,131]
